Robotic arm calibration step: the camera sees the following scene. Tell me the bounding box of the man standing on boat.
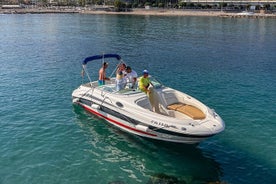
[98,62,109,86]
[139,70,151,93]
[125,66,137,89]
[139,69,155,111]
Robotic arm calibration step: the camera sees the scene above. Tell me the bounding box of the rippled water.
[0,14,275,184]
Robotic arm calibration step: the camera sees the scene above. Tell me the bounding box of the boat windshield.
[149,76,163,89]
[98,83,142,95]
[83,76,164,95]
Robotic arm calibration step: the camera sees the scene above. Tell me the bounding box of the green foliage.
[114,0,126,11]
[96,0,104,5]
[145,2,152,6]
[178,2,187,8]
[132,2,138,8]
[219,2,227,8]
[78,0,86,6]
[188,3,195,7]
[264,4,270,10]
[158,3,164,8]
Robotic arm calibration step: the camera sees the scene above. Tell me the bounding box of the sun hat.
[143,69,149,74]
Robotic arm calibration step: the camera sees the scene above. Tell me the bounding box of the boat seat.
[136,97,153,111]
[167,103,206,120]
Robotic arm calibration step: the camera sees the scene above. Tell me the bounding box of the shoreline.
[1,8,276,18]
[83,9,276,18]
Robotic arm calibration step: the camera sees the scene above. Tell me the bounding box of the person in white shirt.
[125,66,138,89]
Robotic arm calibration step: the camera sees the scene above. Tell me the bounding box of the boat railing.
[82,77,142,95]
[82,81,98,88]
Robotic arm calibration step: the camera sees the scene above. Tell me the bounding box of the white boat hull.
[72,81,224,144]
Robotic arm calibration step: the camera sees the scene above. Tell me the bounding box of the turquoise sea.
[0,14,275,184]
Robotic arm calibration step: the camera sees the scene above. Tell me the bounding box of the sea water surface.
[0,14,275,184]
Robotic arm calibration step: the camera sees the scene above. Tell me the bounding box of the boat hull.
[74,100,214,144]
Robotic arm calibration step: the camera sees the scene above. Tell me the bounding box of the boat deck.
[81,80,141,95]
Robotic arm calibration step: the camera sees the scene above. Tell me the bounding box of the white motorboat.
[72,54,225,144]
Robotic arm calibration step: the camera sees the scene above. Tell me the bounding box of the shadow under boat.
[73,104,224,183]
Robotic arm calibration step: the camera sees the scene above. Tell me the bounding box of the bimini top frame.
[82,54,122,65]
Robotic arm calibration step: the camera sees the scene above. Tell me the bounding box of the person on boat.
[139,69,151,94]
[98,62,110,86]
[125,66,137,89]
[115,63,127,91]
[139,69,155,111]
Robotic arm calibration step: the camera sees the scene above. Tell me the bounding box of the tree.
[114,0,125,11]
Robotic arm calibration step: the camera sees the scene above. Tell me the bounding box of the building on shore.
[2,5,22,9]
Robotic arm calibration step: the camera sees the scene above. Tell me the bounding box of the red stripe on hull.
[80,103,157,137]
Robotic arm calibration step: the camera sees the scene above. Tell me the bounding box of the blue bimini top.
[82,54,121,65]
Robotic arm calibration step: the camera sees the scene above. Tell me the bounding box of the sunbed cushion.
[167,103,206,120]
